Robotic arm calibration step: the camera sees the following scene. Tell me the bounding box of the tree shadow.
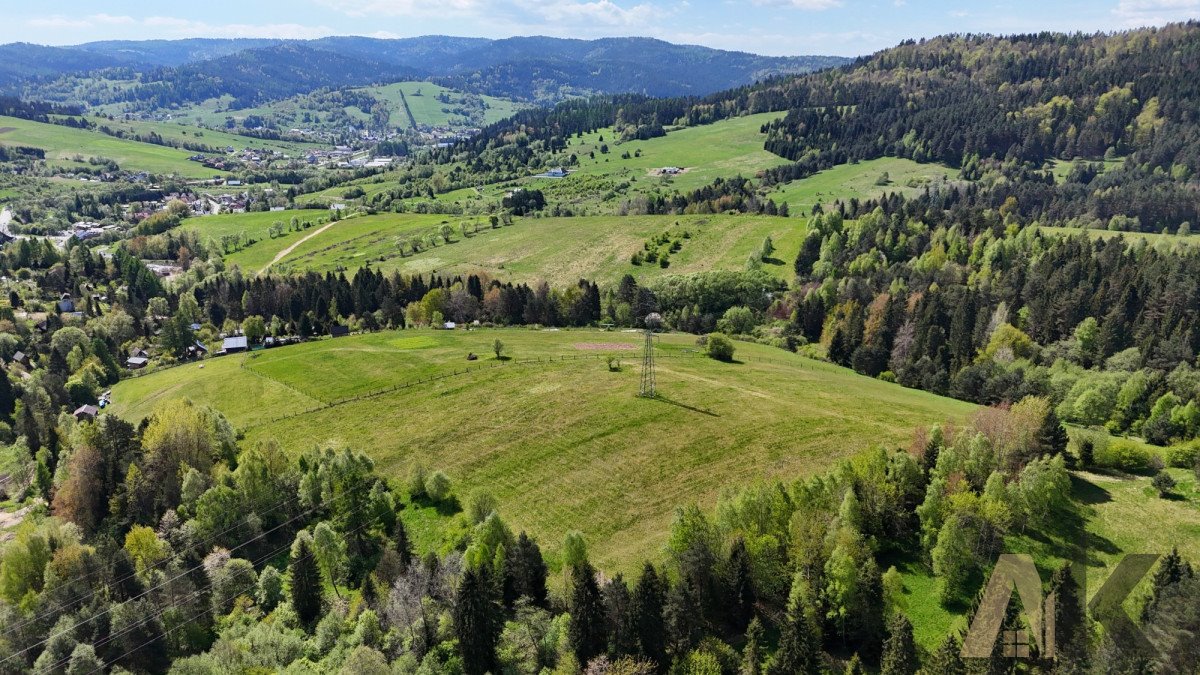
[650,394,720,417]
[1071,474,1112,505]
[762,256,786,266]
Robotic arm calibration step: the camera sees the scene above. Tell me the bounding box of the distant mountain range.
[0,36,848,106]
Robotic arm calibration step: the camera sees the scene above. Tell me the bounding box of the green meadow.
[109,328,975,573]
[84,115,325,156]
[207,211,806,284]
[767,156,960,211]
[0,115,223,178]
[360,82,529,129]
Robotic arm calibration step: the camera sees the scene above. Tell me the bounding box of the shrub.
[407,464,428,499]
[425,471,452,502]
[1152,471,1177,496]
[1166,440,1200,469]
[706,333,736,362]
[1098,439,1152,472]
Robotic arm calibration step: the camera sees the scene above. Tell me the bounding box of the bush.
[1098,439,1152,472]
[1166,440,1200,469]
[407,464,428,499]
[706,333,736,362]
[1152,471,1177,496]
[425,471,452,502]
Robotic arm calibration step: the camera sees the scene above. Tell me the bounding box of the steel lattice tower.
[640,313,661,398]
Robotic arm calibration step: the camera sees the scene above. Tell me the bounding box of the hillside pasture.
[108,328,975,572]
[0,115,223,178]
[239,213,806,285]
[768,157,959,212]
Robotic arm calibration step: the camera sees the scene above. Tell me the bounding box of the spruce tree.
[569,560,609,667]
[665,574,703,659]
[728,537,756,631]
[1037,407,1070,459]
[1141,547,1193,622]
[393,517,414,572]
[768,603,820,675]
[631,562,668,669]
[289,536,324,629]
[922,633,965,675]
[453,564,501,675]
[1048,564,1089,673]
[880,614,918,675]
[740,617,764,675]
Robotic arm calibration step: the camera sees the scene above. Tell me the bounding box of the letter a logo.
[962,554,1055,659]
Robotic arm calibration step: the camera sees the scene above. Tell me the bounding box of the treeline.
[3,391,1196,672]
[784,186,1200,445]
[0,95,83,121]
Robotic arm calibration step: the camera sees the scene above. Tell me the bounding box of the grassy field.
[217,212,806,284]
[361,82,528,129]
[1040,225,1200,247]
[0,116,223,179]
[84,115,325,156]
[767,157,959,211]
[108,328,975,572]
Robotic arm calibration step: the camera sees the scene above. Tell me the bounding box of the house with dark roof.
[330,325,350,338]
[73,405,99,421]
[57,294,75,313]
[126,356,148,369]
[11,351,28,367]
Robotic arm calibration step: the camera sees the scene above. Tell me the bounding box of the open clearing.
[0,115,224,178]
[222,213,806,285]
[108,328,975,572]
[768,157,960,211]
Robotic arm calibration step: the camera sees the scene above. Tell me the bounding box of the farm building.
[330,325,351,338]
[126,356,148,369]
[222,336,249,354]
[72,405,99,421]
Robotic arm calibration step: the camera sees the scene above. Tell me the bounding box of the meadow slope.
[109,328,975,571]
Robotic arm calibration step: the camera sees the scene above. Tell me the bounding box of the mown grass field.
[0,115,223,178]
[217,212,805,284]
[361,82,528,129]
[108,328,975,572]
[83,115,325,156]
[767,157,959,211]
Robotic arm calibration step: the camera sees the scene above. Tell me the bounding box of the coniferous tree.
[921,633,965,675]
[289,536,323,629]
[604,573,635,657]
[569,560,609,667]
[880,614,918,675]
[1048,564,1089,674]
[631,562,668,669]
[727,536,756,631]
[1142,547,1193,622]
[665,574,703,659]
[454,564,501,675]
[1037,407,1070,459]
[768,603,820,675]
[393,517,414,573]
[740,617,764,675]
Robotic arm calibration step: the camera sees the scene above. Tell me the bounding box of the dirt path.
[260,220,337,274]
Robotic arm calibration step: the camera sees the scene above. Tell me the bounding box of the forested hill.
[454,23,1200,228]
[0,36,846,105]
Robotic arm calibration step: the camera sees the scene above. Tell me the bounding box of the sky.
[9,0,1200,57]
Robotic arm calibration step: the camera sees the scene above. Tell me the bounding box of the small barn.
[73,405,99,421]
[222,336,249,354]
[330,325,350,339]
[126,356,149,369]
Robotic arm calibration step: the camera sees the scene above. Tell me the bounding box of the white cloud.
[1113,0,1200,25]
[750,0,842,9]
[514,0,664,26]
[26,14,336,40]
[312,0,484,17]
